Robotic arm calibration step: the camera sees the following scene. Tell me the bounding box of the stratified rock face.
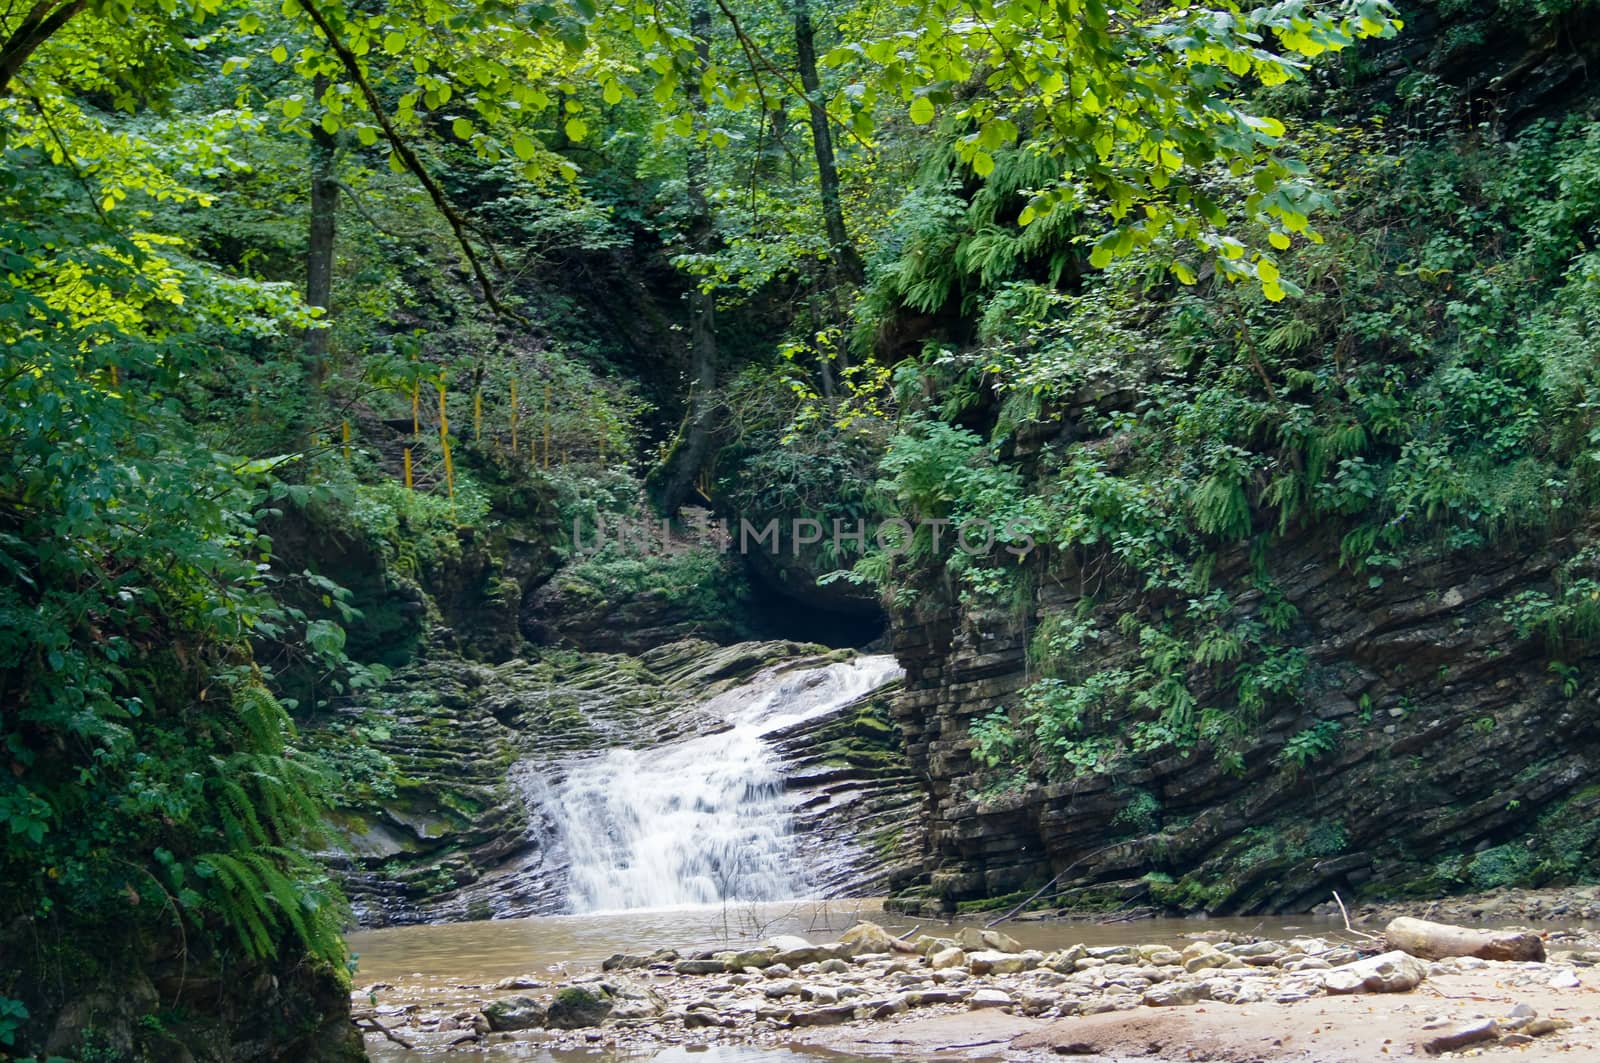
[884,523,1600,915]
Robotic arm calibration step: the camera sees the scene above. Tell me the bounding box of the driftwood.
[351,1013,415,1049]
[1385,916,1545,962]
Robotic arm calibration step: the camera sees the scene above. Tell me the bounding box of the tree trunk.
[793,0,863,287]
[305,75,337,381]
[1384,917,1546,962]
[0,1,85,93]
[653,0,719,514]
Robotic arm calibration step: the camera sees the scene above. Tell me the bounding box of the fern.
[1191,472,1252,539]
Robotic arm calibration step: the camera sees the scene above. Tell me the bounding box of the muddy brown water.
[349,900,1349,1061]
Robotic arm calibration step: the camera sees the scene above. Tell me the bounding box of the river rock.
[929,946,966,969]
[603,949,678,971]
[913,935,959,956]
[840,921,901,956]
[907,989,966,1006]
[681,1009,732,1029]
[1045,945,1088,971]
[601,978,666,1020]
[788,1004,856,1027]
[766,935,835,966]
[871,994,910,1019]
[1181,942,1235,973]
[956,927,1024,954]
[1017,990,1060,1016]
[547,985,614,1028]
[482,995,547,1031]
[674,958,728,975]
[1143,981,1212,1007]
[1322,951,1428,995]
[967,949,1037,975]
[717,947,778,969]
[802,984,839,1004]
[762,979,803,999]
[492,974,547,990]
[1420,1018,1500,1055]
[969,988,1013,1009]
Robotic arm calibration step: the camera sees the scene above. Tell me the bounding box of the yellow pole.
[411,382,420,436]
[543,384,551,469]
[438,381,453,504]
[443,437,455,502]
[403,447,413,490]
[341,419,351,461]
[510,378,519,453]
[474,390,482,442]
[109,365,119,388]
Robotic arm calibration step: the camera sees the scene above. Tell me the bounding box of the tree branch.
[295,0,519,320]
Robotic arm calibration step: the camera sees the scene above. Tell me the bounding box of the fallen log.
[1385,916,1545,962]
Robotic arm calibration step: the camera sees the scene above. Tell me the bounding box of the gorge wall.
[888,517,1600,915]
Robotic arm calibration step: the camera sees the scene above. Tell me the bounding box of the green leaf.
[451,116,474,140]
[564,117,588,141]
[281,96,304,119]
[512,134,537,160]
[603,80,622,106]
[972,151,994,177]
[909,96,935,125]
[270,45,288,64]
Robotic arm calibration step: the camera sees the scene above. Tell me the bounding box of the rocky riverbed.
[356,915,1600,1060]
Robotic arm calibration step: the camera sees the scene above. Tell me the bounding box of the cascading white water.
[522,655,902,913]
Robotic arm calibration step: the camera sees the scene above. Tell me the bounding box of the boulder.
[482,995,547,1031]
[1322,951,1428,995]
[929,946,966,970]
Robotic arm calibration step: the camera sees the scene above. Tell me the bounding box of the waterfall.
[520,655,902,913]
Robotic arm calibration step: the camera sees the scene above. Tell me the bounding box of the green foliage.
[1279,721,1342,774]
